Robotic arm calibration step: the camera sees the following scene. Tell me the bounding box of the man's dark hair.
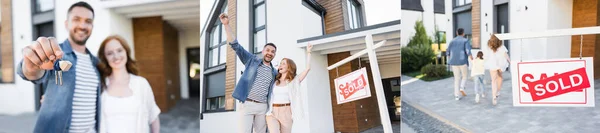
[457,28,464,36]
[68,1,95,17]
[265,43,277,50]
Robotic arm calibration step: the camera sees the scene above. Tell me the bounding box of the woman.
[98,35,161,133]
[485,34,510,105]
[265,44,312,133]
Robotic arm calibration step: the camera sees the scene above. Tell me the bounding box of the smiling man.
[17,1,102,133]
[219,13,278,133]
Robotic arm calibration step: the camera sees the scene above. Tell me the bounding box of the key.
[53,60,72,86]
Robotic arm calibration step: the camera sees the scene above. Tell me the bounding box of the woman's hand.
[298,43,313,83]
[306,43,313,54]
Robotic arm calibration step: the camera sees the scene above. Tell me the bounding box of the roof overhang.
[102,0,200,31]
[297,20,400,65]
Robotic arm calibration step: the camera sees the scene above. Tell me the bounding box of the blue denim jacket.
[228,40,277,103]
[17,40,101,133]
[447,36,472,65]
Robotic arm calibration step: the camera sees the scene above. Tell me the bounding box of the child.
[471,51,486,103]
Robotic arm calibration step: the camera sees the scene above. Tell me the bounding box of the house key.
[53,60,72,85]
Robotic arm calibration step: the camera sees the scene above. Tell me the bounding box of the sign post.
[327,34,392,133]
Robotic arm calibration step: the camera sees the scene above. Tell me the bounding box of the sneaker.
[460,89,467,96]
[475,94,480,103]
[455,96,460,101]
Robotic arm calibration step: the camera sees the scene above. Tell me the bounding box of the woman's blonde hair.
[488,34,502,52]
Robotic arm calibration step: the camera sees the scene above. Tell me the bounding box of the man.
[447,28,473,101]
[18,2,101,133]
[219,13,277,133]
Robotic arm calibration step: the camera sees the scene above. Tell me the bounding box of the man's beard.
[70,32,89,46]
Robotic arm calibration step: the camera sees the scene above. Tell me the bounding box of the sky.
[200,0,401,32]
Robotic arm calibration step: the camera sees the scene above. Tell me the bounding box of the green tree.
[407,20,433,47]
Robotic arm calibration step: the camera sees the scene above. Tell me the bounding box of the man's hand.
[219,13,229,25]
[22,37,63,80]
[40,95,45,104]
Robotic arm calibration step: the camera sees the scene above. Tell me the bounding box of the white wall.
[363,0,401,26]
[422,0,435,36]
[0,0,36,115]
[445,0,454,45]
[178,31,201,99]
[401,10,423,46]
[546,0,572,59]
[300,7,323,39]
[434,14,447,33]
[508,0,572,61]
[380,63,400,79]
[480,0,493,50]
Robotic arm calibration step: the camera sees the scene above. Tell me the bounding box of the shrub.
[401,45,435,73]
[421,64,448,78]
[407,20,433,47]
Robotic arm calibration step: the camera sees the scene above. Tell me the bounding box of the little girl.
[471,51,485,103]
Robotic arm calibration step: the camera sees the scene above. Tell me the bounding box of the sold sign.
[511,57,595,107]
[335,68,372,104]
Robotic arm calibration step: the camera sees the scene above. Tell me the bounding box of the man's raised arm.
[220,13,254,65]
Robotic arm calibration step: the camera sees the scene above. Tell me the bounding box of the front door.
[187,48,201,97]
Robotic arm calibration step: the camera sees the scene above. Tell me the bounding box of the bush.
[401,45,435,73]
[421,64,448,78]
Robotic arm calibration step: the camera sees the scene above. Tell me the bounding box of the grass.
[404,71,453,81]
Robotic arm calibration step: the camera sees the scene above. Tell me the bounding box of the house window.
[207,5,228,68]
[204,1,228,112]
[251,0,267,54]
[454,0,472,7]
[346,0,363,29]
[35,0,54,13]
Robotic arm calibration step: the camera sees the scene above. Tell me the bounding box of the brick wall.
[1,0,14,82]
[317,0,345,34]
[472,0,481,48]
[327,52,359,133]
[163,21,181,109]
[572,0,600,79]
[224,0,237,110]
[133,16,181,112]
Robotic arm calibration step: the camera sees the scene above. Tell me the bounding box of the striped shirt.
[69,51,98,133]
[247,63,273,103]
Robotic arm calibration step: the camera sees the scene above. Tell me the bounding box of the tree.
[407,20,433,47]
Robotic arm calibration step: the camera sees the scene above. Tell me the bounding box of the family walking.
[447,28,511,105]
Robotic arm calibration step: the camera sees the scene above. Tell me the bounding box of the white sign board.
[334,67,372,104]
[511,57,595,107]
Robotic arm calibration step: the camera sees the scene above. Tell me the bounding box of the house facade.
[446,0,600,79]
[199,0,400,132]
[402,0,447,46]
[0,0,201,115]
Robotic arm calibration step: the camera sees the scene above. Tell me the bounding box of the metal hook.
[358,57,362,68]
[580,34,583,59]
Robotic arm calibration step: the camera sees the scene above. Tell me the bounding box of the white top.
[103,93,138,133]
[266,78,305,120]
[484,45,509,71]
[70,51,98,133]
[471,58,485,77]
[100,74,161,133]
[272,84,291,104]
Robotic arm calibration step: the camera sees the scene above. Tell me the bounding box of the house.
[402,0,447,46]
[199,0,400,132]
[446,0,600,79]
[0,0,201,115]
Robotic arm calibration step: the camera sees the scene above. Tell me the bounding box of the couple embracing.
[219,13,312,133]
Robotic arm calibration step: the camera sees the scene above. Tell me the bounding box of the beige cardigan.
[266,77,305,120]
[100,74,161,133]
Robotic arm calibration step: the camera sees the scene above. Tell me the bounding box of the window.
[251,0,267,54]
[454,0,472,7]
[346,0,363,29]
[35,0,54,13]
[203,1,229,112]
[207,4,228,68]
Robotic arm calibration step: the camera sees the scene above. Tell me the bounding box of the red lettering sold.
[521,67,590,101]
[338,74,368,99]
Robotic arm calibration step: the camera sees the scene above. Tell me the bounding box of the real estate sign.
[334,67,372,104]
[511,57,595,107]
